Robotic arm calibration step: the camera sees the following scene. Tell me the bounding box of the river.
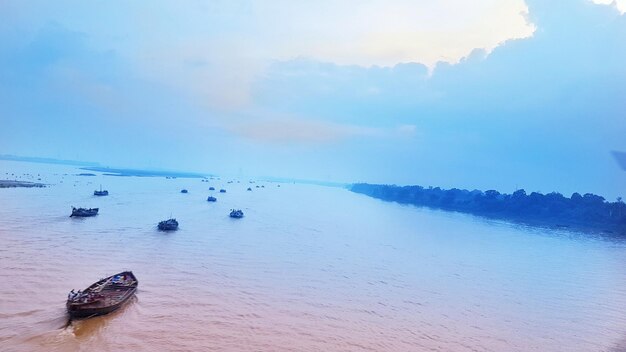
[1,160,625,351]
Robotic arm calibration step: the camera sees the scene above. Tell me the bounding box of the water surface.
[1,160,625,351]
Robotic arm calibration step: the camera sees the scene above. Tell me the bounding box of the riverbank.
[80,167,208,178]
[0,180,46,188]
[351,183,626,235]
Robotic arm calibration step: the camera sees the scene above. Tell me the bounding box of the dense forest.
[351,183,626,235]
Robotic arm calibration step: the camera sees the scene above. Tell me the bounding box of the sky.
[0,0,624,198]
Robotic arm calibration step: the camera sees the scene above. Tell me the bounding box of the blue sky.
[0,0,624,197]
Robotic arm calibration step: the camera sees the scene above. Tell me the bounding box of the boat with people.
[158,218,179,231]
[229,209,244,218]
[66,271,138,319]
[207,196,217,202]
[93,185,108,196]
[181,189,188,193]
[70,207,99,217]
[219,189,226,193]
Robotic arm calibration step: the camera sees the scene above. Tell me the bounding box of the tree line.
[350,183,626,235]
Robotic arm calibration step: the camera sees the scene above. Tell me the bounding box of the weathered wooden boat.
[158,218,179,231]
[66,271,138,319]
[219,189,226,193]
[181,189,188,193]
[70,207,99,217]
[229,209,244,218]
[207,196,217,202]
[209,187,215,190]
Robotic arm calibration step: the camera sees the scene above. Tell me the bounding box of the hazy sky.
[0,0,624,197]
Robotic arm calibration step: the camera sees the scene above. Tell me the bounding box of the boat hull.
[66,271,138,319]
[67,288,136,318]
[70,208,99,217]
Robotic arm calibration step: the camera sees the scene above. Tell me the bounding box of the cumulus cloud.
[0,0,624,195]
[248,0,625,193]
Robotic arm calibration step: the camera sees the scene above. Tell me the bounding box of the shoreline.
[0,180,46,188]
[351,183,626,237]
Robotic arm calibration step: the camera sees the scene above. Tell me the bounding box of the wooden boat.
[207,196,217,202]
[219,189,226,193]
[180,189,188,193]
[93,185,108,196]
[71,207,99,217]
[209,187,215,190]
[158,218,179,231]
[66,271,138,319]
[229,209,244,218]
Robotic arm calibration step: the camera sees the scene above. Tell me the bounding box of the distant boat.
[219,189,226,193]
[255,185,260,188]
[158,218,179,231]
[181,189,188,193]
[94,185,108,196]
[209,187,215,191]
[247,187,252,191]
[229,209,244,218]
[71,207,99,217]
[66,271,138,319]
[207,196,217,202]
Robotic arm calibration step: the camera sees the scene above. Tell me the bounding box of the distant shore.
[80,167,208,178]
[351,183,626,236]
[0,180,46,188]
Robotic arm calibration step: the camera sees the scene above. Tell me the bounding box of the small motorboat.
[209,187,215,191]
[158,218,179,231]
[66,271,138,319]
[247,187,252,191]
[207,196,217,202]
[181,189,188,193]
[219,189,226,193]
[94,185,108,196]
[71,207,99,217]
[229,209,244,218]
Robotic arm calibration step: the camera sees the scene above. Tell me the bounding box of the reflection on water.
[1,160,626,352]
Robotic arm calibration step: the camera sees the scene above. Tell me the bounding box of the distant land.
[351,183,626,235]
[0,180,46,188]
[80,167,208,178]
[0,154,210,179]
[0,154,100,167]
